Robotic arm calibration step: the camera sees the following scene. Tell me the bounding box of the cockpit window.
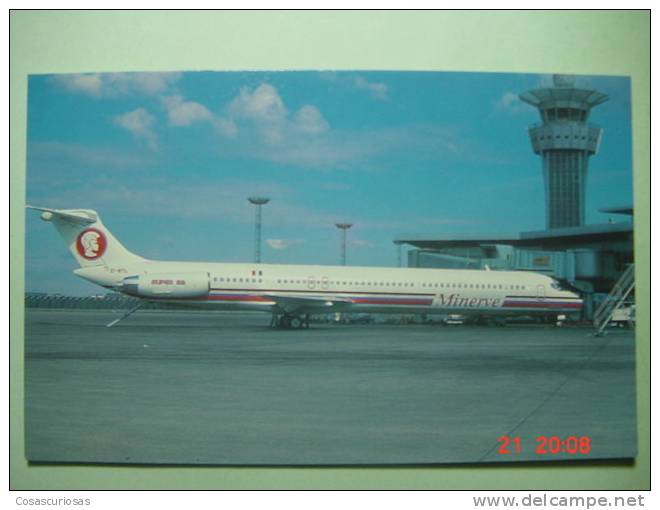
[550,279,565,291]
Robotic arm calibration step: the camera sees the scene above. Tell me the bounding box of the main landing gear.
[270,313,310,329]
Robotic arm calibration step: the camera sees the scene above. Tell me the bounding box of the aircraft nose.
[571,292,584,310]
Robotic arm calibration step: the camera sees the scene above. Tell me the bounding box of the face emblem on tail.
[76,228,107,260]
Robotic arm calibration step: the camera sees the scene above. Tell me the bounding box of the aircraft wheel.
[279,315,292,329]
[290,317,303,329]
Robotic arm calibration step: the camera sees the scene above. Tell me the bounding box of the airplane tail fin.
[27,206,145,268]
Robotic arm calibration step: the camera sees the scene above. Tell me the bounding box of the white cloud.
[228,83,288,144]
[229,83,288,124]
[162,95,213,126]
[52,74,104,96]
[265,239,304,250]
[111,73,181,95]
[226,83,329,145]
[113,108,157,150]
[354,76,388,100]
[319,72,389,100]
[494,91,526,114]
[213,117,238,138]
[293,105,329,134]
[52,72,181,97]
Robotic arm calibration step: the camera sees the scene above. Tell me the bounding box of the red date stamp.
[498,435,592,455]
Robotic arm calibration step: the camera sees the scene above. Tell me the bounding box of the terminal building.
[396,76,634,320]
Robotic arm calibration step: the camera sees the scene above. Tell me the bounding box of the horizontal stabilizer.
[26,205,97,224]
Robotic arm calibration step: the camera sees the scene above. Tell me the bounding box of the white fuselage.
[75,260,583,316]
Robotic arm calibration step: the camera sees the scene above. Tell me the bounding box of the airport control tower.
[520,75,608,229]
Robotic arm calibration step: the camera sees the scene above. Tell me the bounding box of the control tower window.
[557,108,571,119]
[545,108,585,122]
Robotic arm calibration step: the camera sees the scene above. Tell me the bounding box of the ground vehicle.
[610,305,635,328]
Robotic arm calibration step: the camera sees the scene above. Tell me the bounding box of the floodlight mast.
[248,197,270,263]
[335,223,353,266]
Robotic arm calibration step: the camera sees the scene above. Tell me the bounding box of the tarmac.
[24,309,637,465]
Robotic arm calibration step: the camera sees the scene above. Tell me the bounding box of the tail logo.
[76,228,107,260]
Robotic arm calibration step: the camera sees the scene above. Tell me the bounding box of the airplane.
[27,206,583,329]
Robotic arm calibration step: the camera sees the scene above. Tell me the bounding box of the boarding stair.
[593,264,635,336]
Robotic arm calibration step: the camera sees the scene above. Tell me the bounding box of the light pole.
[248,196,270,263]
[335,223,353,266]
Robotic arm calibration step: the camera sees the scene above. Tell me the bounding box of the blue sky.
[25,71,633,295]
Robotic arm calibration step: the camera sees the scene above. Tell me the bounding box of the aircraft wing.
[263,294,355,314]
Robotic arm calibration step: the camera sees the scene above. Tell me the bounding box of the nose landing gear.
[270,313,310,329]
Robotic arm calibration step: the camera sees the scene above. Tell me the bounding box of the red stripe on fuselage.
[351,297,432,306]
[502,301,582,309]
[206,295,272,302]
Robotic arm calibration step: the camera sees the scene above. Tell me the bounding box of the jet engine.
[120,272,210,299]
